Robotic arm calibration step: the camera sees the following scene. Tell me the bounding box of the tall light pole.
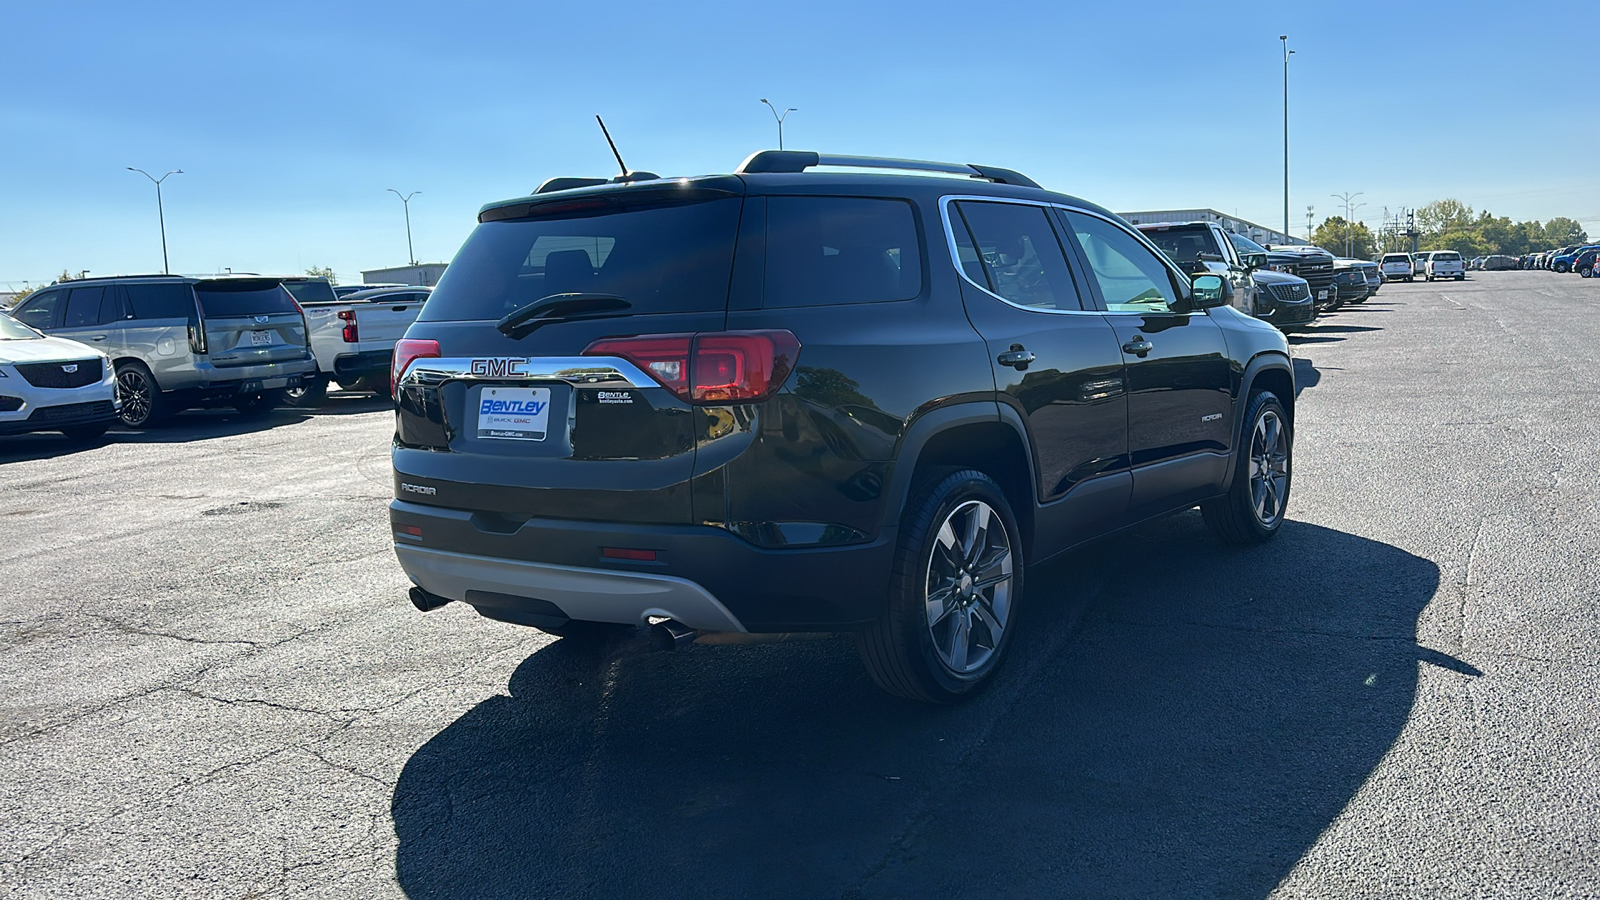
[126,167,182,274]
[386,189,420,266]
[760,99,797,151]
[1332,192,1365,257]
[1280,36,1294,240]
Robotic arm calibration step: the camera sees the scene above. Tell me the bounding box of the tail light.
[338,309,358,343]
[392,338,441,396]
[583,330,800,404]
[187,320,207,354]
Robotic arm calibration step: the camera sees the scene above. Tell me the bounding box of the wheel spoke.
[961,504,990,568]
[972,600,1005,645]
[973,546,1011,586]
[948,610,970,671]
[925,585,956,628]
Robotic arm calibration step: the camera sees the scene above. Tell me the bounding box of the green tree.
[1540,218,1588,247]
[304,265,338,286]
[1421,228,1490,257]
[1311,216,1375,259]
[1416,199,1475,235]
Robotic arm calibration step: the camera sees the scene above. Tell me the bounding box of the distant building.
[361,263,448,287]
[1116,209,1309,247]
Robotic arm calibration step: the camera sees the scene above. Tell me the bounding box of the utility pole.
[760,99,797,151]
[1280,36,1294,241]
[126,168,183,274]
[386,189,420,266]
[1305,205,1315,242]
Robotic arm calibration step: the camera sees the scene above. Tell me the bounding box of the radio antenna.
[596,115,628,177]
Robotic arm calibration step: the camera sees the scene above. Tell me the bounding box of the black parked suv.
[390,152,1295,702]
[1265,244,1339,312]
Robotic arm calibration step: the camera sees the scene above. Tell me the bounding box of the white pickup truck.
[282,283,429,405]
[1424,251,1466,282]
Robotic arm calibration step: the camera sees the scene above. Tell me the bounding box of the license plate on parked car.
[477,387,551,442]
[250,331,272,346]
[1317,290,1328,300]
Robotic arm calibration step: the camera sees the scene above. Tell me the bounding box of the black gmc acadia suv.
[390,151,1295,702]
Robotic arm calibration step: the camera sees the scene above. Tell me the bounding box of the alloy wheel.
[1248,409,1290,527]
[924,499,1013,675]
[116,368,152,426]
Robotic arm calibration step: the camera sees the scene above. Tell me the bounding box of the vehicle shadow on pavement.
[1287,334,1344,345]
[391,516,1448,899]
[1292,357,1320,395]
[1308,324,1382,334]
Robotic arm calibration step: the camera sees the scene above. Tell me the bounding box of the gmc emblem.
[469,358,529,378]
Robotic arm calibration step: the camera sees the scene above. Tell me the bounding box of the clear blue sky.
[3,0,1596,289]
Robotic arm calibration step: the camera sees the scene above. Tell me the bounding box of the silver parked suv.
[7,275,315,426]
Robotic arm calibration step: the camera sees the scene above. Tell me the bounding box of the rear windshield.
[194,281,299,318]
[420,197,743,321]
[1228,233,1269,255]
[1432,252,1461,261]
[282,280,338,304]
[1141,226,1222,264]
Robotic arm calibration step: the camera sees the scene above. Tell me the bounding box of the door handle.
[1122,338,1153,357]
[997,345,1035,369]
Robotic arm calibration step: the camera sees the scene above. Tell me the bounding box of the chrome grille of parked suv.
[1268,283,1309,303]
[13,359,103,389]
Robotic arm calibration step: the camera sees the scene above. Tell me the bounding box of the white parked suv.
[1380,253,1415,282]
[0,312,119,440]
[1425,251,1466,281]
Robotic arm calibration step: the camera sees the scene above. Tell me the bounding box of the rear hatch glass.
[281,280,338,305]
[420,196,743,323]
[1140,226,1222,268]
[195,279,307,367]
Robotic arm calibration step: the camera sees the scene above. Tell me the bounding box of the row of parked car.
[0,274,428,438]
[1512,244,1600,275]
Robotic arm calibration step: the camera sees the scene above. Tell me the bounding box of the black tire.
[1201,391,1292,545]
[60,422,109,442]
[284,376,328,408]
[1456,275,1465,281]
[342,374,384,395]
[233,388,287,416]
[114,361,169,428]
[856,468,1023,703]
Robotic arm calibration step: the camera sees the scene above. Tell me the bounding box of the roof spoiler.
[734,150,1040,189]
[534,171,663,195]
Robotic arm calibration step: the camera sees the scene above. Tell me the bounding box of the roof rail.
[735,151,1040,189]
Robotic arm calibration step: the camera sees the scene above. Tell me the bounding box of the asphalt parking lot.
[2,270,1597,899]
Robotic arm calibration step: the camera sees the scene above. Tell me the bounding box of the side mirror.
[1244,251,1269,269]
[1191,274,1231,309]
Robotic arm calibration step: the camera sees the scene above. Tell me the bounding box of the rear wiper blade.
[496,293,631,339]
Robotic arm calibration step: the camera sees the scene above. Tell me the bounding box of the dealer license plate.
[250,331,272,346]
[477,387,551,442]
[1316,290,1328,300]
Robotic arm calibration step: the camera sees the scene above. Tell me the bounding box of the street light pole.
[760,99,797,151]
[386,189,420,266]
[126,167,183,274]
[1280,36,1294,240]
[1332,192,1365,257]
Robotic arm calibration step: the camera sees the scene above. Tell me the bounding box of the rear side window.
[763,197,922,307]
[63,286,106,328]
[420,197,743,321]
[955,201,1082,311]
[13,290,62,330]
[1063,211,1181,312]
[1141,226,1222,266]
[194,281,298,318]
[126,283,196,320]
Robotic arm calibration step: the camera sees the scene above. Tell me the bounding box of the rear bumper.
[166,357,316,391]
[332,349,392,380]
[388,500,895,632]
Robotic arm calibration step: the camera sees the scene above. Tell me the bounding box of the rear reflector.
[583,330,800,405]
[392,338,441,396]
[602,547,657,561]
[397,525,423,537]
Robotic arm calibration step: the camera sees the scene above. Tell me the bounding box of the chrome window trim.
[938,195,1100,316]
[399,355,657,390]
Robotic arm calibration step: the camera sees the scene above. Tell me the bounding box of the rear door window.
[763,197,922,307]
[98,286,130,324]
[63,286,106,328]
[1062,211,1183,312]
[126,283,196,320]
[194,281,298,318]
[953,201,1083,310]
[420,197,743,321]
